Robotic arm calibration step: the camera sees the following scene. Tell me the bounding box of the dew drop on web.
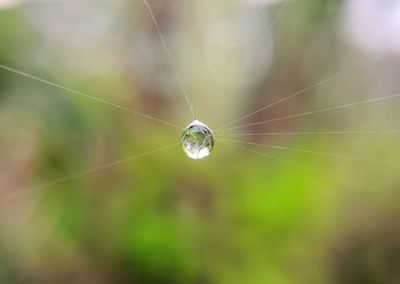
[181,120,214,160]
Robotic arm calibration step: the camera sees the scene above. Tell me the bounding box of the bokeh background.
[1,0,400,283]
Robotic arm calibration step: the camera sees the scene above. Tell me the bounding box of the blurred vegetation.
[1,0,400,283]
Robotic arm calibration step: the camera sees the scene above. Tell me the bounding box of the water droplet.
[181,120,214,160]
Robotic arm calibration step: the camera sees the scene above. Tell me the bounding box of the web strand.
[218,92,400,133]
[220,140,379,191]
[219,138,393,166]
[216,54,384,131]
[131,33,178,105]
[220,140,319,171]
[1,143,179,204]
[217,130,400,137]
[142,0,195,120]
[0,64,182,129]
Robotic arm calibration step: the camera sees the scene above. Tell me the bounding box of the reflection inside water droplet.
[181,120,214,160]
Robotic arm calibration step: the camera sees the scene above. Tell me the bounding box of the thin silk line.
[216,54,384,131]
[1,143,179,203]
[219,138,393,165]
[220,140,379,191]
[0,64,183,129]
[218,92,400,133]
[217,130,400,137]
[142,0,195,120]
[131,33,177,104]
[220,140,318,171]
[154,148,180,169]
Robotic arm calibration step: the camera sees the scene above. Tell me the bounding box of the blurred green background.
[1,0,400,283]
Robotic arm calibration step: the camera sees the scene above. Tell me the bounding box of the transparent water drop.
[181,120,215,160]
